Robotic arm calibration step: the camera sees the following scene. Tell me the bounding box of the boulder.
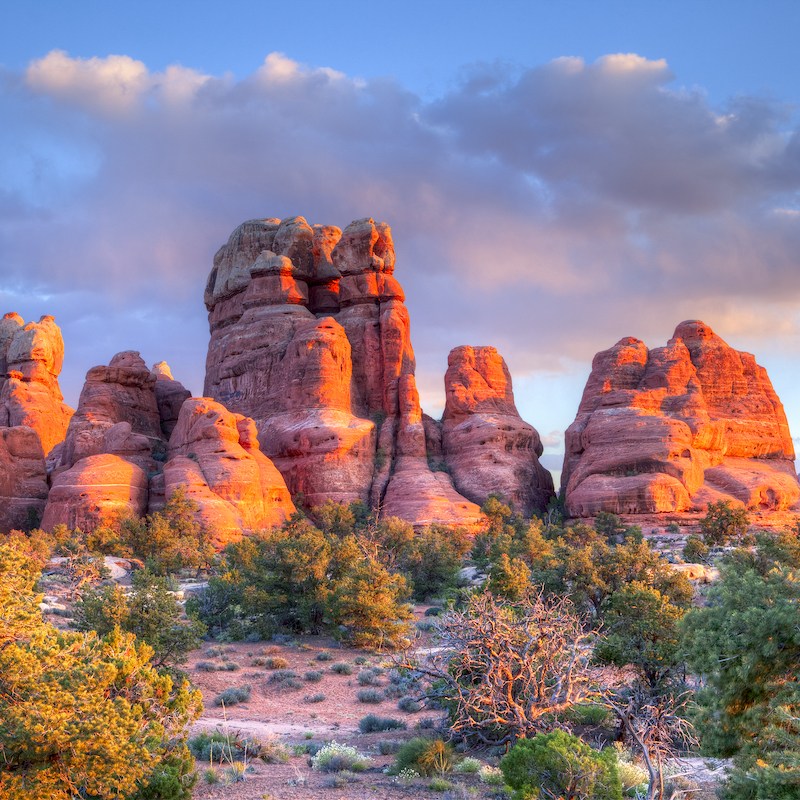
[564,320,800,516]
[442,346,554,515]
[0,313,73,455]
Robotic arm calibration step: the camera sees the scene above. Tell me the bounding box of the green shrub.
[268,669,301,689]
[682,535,710,563]
[304,692,326,703]
[569,702,612,726]
[358,714,407,733]
[429,776,453,791]
[500,730,622,800]
[398,695,422,713]
[188,731,259,762]
[354,655,368,665]
[394,737,453,776]
[304,670,323,682]
[357,688,383,704]
[311,741,371,773]
[213,685,251,706]
[378,740,402,755]
[330,662,353,675]
[315,651,333,661]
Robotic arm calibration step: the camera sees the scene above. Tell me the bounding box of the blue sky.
[1,0,799,463]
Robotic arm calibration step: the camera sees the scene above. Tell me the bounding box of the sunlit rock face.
[0,426,49,532]
[42,353,188,531]
[204,216,483,527]
[441,346,555,516]
[563,320,800,516]
[163,397,296,548]
[0,313,74,456]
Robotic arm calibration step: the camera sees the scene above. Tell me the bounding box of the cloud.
[2,50,800,445]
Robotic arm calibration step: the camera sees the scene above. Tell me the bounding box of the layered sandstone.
[41,453,149,531]
[58,351,164,473]
[441,346,554,515]
[0,426,49,532]
[152,361,191,438]
[0,313,73,455]
[43,352,176,530]
[163,397,295,546]
[563,320,800,516]
[204,216,482,526]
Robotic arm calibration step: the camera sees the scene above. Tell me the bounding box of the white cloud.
[3,50,800,441]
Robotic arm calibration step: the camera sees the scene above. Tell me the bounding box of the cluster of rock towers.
[0,215,796,541]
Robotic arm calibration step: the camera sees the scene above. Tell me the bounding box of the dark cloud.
[2,51,799,445]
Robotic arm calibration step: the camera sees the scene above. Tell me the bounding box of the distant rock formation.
[563,320,800,516]
[163,397,296,547]
[441,346,554,515]
[151,361,191,439]
[0,313,73,456]
[204,216,484,527]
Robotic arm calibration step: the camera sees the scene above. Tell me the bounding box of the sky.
[1,0,799,465]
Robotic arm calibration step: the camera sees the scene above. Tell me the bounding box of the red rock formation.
[59,351,163,471]
[0,313,73,455]
[164,397,295,546]
[0,426,49,532]
[151,361,191,438]
[563,320,799,516]
[204,216,481,526]
[442,346,554,515]
[41,453,149,531]
[43,353,190,531]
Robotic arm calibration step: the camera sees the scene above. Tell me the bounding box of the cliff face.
[204,216,484,527]
[563,320,799,516]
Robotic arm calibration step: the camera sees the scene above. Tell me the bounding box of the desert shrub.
[205,646,227,658]
[268,669,298,685]
[682,535,710,563]
[188,731,261,762]
[354,655,368,665]
[500,730,622,800]
[304,693,326,703]
[195,661,217,671]
[315,651,333,661]
[304,670,323,682]
[416,717,437,730]
[394,737,453,776]
[398,695,423,713]
[453,757,482,774]
[478,765,504,785]
[429,776,453,791]
[357,668,381,686]
[330,661,353,675]
[263,656,289,669]
[259,737,291,764]
[311,741,371,773]
[378,740,403,755]
[357,688,383,704]
[203,767,219,784]
[213,685,251,706]
[568,702,612,726]
[700,500,750,546]
[323,770,359,788]
[358,714,407,733]
[220,661,240,671]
